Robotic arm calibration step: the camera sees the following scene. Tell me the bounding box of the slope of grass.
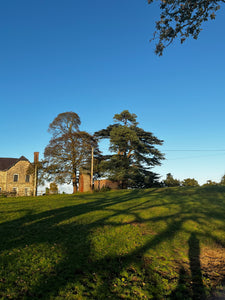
[0,186,225,299]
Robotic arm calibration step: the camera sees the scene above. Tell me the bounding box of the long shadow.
[1,191,162,298]
[170,267,191,299]
[0,187,225,298]
[188,233,206,299]
[0,190,183,298]
[171,233,207,299]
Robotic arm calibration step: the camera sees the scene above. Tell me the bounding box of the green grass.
[1,186,225,299]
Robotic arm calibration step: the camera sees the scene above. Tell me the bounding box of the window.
[25,188,30,196]
[0,187,2,193]
[25,175,30,183]
[13,174,18,182]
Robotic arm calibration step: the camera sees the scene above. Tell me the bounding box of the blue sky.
[1,0,225,190]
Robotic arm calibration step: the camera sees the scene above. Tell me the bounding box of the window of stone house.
[0,187,1,193]
[13,174,19,182]
[25,175,30,183]
[25,188,30,196]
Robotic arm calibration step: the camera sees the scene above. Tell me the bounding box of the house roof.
[0,156,29,171]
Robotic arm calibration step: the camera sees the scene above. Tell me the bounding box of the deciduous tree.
[148,0,224,55]
[49,182,58,194]
[44,112,97,193]
[182,178,199,186]
[202,179,218,186]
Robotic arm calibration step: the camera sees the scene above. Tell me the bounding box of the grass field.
[0,186,225,299]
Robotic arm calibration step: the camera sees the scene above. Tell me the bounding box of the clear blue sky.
[1,0,225,189]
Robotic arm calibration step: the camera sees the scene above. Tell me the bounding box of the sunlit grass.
[0,186,225,299]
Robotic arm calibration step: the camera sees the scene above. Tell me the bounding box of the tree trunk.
[121,180,128,189]
[72,172,77,193]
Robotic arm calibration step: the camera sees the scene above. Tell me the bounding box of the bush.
[182,178,199,186]
[94,186,111,192]
[0,191,7,198]
[0,191,17,198]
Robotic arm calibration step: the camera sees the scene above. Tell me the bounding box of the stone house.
[0,156,34,196]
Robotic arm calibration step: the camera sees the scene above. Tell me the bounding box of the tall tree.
[164,173,181,187]
[44,112,97,193]
[220,174,225,185]
[95,110,164,189]
[148,0,224,55]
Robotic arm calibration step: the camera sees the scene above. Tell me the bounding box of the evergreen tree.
[95,110,164,189]
[164,173,181,187]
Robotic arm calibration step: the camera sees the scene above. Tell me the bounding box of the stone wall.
[0,161,34,196]
[0,171,7,191]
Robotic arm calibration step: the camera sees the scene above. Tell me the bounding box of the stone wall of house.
[94,179,119,190]
[0,171,7,191]
[6,160,34,196]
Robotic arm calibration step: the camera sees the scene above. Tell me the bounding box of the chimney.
[33,152,39,197]
[34,152,39,164]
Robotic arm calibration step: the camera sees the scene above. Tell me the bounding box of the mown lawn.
[0,186,225,299]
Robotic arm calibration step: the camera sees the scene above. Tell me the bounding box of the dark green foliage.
[202,179,218,186]
[182,178,199,187]
[96,186,111,192]
[220,174,225,185]
[164,173,181,187]
[95,110,164,189]
[148,0,224,55]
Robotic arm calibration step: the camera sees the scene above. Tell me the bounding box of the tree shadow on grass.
[170,267,191,299]
[0,211,182,298]
[1,191,164,298]
[0,187,225,299]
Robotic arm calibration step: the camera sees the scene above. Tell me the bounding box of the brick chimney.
[33,152,39,196]
[34,152,39,164]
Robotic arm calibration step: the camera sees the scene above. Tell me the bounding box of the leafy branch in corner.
[148,0,224,55]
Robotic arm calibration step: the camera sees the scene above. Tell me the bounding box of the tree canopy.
[220,174,225,185]
[148,0,224,55]
[202,179,218,186]
[43,112,97,193]
[182,178,199,186]
[95,110,164,189]
[164,173,180,187]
